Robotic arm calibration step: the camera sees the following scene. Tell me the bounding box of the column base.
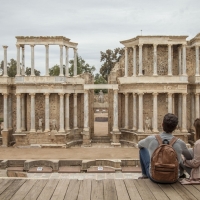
[168,74,172,76]
[153,74,158,76]
[59,74,64,77]
[111,142,121,147]
[44,129,50,132]
[58,129,65,133]
[181,129,188,133]
[73,127,78,130]
[152,129,159,133]
[30,75,35,77]
[132,127,137,131]
[111,131,121,144]
[29,129,36,133]
[124,126,128,129]
[137,129,144,133]
[3,75,8,77]
[15,129,22,133]
[138,73,143,76]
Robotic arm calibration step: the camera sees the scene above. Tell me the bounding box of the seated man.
[138,113,192,181]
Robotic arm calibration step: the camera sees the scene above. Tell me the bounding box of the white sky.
[0,0,200,75]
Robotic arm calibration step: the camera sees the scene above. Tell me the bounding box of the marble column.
[138,93,144,132]
[74,48,77,76]
[182,44,187,75]
[124,93,129,129]
[3,93,8,131]
[195,93,199,119]
[168,44,172,76]
[59,45,64,76]
[84,90,89,131]
[195,45,199,76]
[178,94,182,128]
[171,45,173,71]
[153,93,158,132]
[182,93,187,132]
[132,46,136,76]
[191,93,195,129]
[113,89,119,131]
[65,93,70,131]
[172,94,175,114]
[16,45,20,76]
[168,93,173,113]
[31,45,35,76]
[3,46,8,77]
[59,93,65,132]
[21,46,25,76]
[153,44,158,76]
[73,93,78,129]
[44,93,50,132]
[138,44,143,76]
[132,93,137,130]
[45,45,49,76]
[21,94,26,131]
[30,93,36,132]
[65,46,69,77]
[16,93,21,132]
[8,94,12,129]
[124,47,128,77]
[178,47,182,75]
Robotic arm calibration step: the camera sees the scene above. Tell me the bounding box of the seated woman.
[181,118,200,184]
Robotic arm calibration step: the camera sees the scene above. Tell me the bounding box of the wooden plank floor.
[0,178,199,200]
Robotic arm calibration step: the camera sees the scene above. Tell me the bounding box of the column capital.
[30,44,35,47]
[168,92,173,96]
[123,92,129,96]
[182,93,187,96]
[168,44,172,47]
[15,93,21,97]
[113,89,118,93]
[153,92,158,96]
[44,93,50,97]
[153,44,158,48]
[124,47,128,50]
[3,93,8,97]
[84,89,89,94]
[59,44,63,48]
[3,46,8,49]
[195,93,200,96]
[74,48,78,52]
[65,46,69,50]
[132,45,136,49]
[182,44,187,47]
[74,93,78,97]
[58,93,64,96]
[138,92,144,96]
[16,44,20,48]
[65,93,70,97]
[29,93,35,96]
[195,45,199,48]
[138,43,143,47]
[45,44,49,48]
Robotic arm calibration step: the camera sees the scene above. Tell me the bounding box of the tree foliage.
[94,73,107,94]
[25,67,40,76]
[100,47,124,80]
[7,59,17,77]
[49,64,62,76]
[69,55,95,76]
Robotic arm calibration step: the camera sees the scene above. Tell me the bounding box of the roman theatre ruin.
[0,33,200,148]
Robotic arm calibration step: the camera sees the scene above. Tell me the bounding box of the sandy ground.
[0,147,139,160]
[94,113,108,136]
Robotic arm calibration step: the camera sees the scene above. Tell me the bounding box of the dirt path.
[0,147,139,160]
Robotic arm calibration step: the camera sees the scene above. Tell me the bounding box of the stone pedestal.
[1,130,9,147]
[111,131,121,147]
[81,129,91,147]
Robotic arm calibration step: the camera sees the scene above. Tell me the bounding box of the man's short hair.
[163,113,178,133]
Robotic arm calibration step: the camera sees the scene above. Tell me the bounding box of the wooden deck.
[0,178,200,200]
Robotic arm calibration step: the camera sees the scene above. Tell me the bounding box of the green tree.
[69,55,96,76]
[7,59,17,77]
[94,73,107,94]
[49,64,62,76]
[25,67,40,76]
[100,47,124,80]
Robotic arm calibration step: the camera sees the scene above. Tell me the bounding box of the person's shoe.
[179,173,187,178]
[138,175,148,179]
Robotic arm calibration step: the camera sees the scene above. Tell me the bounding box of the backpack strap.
[169,137,178,146]
[155,135,162,145]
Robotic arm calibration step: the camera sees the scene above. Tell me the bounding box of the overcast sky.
[0,0,200,75]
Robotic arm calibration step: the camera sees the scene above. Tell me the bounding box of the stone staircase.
[92,136,110,143]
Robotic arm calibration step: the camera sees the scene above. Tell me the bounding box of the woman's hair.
[194,118,200,140]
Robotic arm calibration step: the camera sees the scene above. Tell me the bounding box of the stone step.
[92,136,110,143]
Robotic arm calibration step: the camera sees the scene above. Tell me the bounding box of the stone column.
[153,93,158,133]
[65,93,70,131]
[73,93,78,129]
[8,94,12,129]
[138,93,144,132]
[65,46,69,77]
[124,93,129,129]
[195,93,199,119]
[16,45,20,76]
[172,94,175,114]
[29,93,36,132]
[171,45,173,71]
[191,93,195,129]
[21,94,26,131]
[74,48,77,76]
[84,90,89,131]
[168,44,172,76]
[132,46,136,76]
[30,45,35,76]
[138,44,143,76]
[195,45,199,76]
[3,46,8,77]
[45,45,49,76]
[44,93,50,132]
[59,45,64,76]
[182,93,187,132]
[124,47,128,77]
[153,44,158,76]
[182,44,187,75]
[132,93,137,130]
[113,89,119,131]
[59,93,65,132]
[21,46,25,76]
[3,93,8,131]
[178,94,182,128]
[178,46,182,75]
[168,93,173,113]
[16,93,21,132]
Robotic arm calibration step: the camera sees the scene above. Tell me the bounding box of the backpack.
[151,135,179,183]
